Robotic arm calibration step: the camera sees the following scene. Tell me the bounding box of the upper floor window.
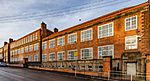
[98,45,114,59]
[125,16,137,31]
[35,33,38,40]
[29,45,33,52]
[57,51,65,61]
[81,28,92,42]
[68,50,78,60]
[125,35,137,50]
[57,36,65,46]
[81,48,93,59]
[68,33,77,44]
[21,47,24,54]
[34,43,38,51]
[42,41,47,50]
[17,49,20,54]
[98,22,113,38]
[49,53,55,61]
[25,46,28,53]
[49,39,55,48]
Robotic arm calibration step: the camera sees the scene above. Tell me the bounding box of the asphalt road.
[0,67,89,81]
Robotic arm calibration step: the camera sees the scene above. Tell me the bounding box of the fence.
[27,60,150,81]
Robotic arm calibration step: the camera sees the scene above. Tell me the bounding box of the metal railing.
[26,60,150,81]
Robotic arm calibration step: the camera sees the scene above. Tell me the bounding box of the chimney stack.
[54,28,59,33]
[9,38,13,43]
[4,42,7,45]
[41,22,47,30]
[41,22,47,37]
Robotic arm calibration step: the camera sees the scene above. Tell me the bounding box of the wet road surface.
[0,67,89,81]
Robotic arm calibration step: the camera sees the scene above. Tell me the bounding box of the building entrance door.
[127,63,136,75]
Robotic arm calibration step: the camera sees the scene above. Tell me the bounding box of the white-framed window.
[35,32,38,40]
[33,34,35,41]
[49,52,55,61]
[57,36,65,46]
[67,50,78,60]
[98,45,114,58]
[42,41,47,50]
[98,22,114,38]
[25,46,28,53]
[81,48,93,59]
[21,47,24,54]
[29,45,33,52]
[125,16,137,31]
[34,43,38,51]
[81,28,92,42]
[42,54,47,62]
[49,39,55,48]
[57,51,65,61]
[30,35,33,42]
[34,54,38,62]
[28,55,32,61]
[17,49,20,54]
[125,35,138,50]
[68,33,77,44]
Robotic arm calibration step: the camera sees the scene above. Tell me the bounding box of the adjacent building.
[3,22,53,64]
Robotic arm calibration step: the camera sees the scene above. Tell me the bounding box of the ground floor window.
[98,45,114,58]
[57,51,65,61]
[81,48,93,59]
[34,54,38,61]
[49,53,55,61]
[68,50,78,60]
[28,55,32,61]
[42,54,47,62]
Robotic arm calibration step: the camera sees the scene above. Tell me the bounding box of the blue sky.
[0,0,148,47]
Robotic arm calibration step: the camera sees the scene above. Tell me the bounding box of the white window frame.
[98,22,114,38]
[57,36,65,46]
[125,15,137,31]
[49,39,55,48]
[34,43,38,51]
[34,54,38,62]
[42,54,47,62]
[98,45,114,59]
[17,49,20,54]
[25,46,28,53]
[67,49,78,60]
[29,45,33,52]
[42,41,47,50]
[28,55,32,61]
[81,28,93,42]
[35,32,38,40]
[68,33,77,44]
[21,47,24,54]
[125,35,138,50]
[49,52,55,61]
[57,51,65,61]
[80,47,93,60]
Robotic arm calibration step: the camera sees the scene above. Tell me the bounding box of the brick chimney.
[4,42,7,45]
[41,22,47,37]
[9,38,13,43]
[54,28,59,33]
